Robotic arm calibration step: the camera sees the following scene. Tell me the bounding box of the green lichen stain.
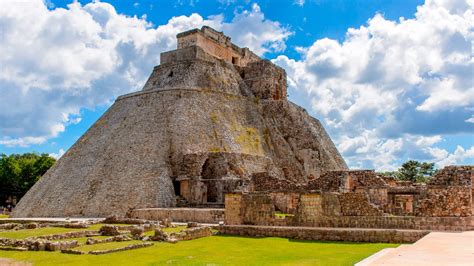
[233,124,263,155]
[210,111,219,124]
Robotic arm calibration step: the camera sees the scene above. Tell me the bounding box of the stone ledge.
[129,208,225,224]
[219,225,430,243]
[116,86,244,101]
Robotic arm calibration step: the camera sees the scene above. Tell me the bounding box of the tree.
[396,160,435,183]
[0,153,56,205]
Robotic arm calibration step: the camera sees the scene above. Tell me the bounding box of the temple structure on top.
[174,26,260,67]
[143,26,287,101]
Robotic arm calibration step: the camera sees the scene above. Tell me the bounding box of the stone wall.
[176,26,260,67]
[219,225,429,243]
[128,208,224,224]
[224,193,243,225]
[160,46,219,65]
[294,194,322,225]
[307,170,386,192]
[171,226,213,241]
[250,172,301,192]
[240,60,287,100]
[415,186,471,217]
[338,192,383,216]
[225,187,474,231]
[428,166,473,186]
[268,192,300,214]
[241,193,275,225]
[316,216,473,231]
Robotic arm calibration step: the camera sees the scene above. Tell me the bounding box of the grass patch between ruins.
[73,240,145,252]
[0,224,122,239]
[0,227,397,266]
[0,214,9,218]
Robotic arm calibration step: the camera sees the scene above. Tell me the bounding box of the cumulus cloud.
[430,145,474,167]
[221,3,292,55]
[50,148,65,159]
[0,0,290,147]
[273,0,473,169]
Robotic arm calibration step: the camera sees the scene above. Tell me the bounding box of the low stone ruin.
[0,238,79,251]
[0,218,214,255]
[87,243,154,255]
[225,166,474,231]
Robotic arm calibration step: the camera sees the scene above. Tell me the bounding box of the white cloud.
[221,3,292,55]
[0,0,290,147]
[0,137,47,148]
[294,0,305,7]
[50,148,65,159]
[430,145,474,167]
[465,116,474,123]
[273,0,473,170]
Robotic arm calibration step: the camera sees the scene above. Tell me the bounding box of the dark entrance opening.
[172,180,181,196]
[207,181,218,203]
[232,57,239,65]
[201,157,221,203]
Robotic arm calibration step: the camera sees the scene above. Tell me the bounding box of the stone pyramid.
[12,26,347,218]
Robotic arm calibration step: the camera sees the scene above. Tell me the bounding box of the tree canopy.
[380,160,436,183]
[0,153,56,204]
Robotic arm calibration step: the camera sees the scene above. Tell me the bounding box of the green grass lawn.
[0,224,122,239]
[0,214,9,218]
[0,234,397,265]
[74,240,145,252]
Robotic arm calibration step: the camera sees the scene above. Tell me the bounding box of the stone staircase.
[175,196,189,207]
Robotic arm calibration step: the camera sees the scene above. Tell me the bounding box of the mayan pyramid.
[12,26,347,218]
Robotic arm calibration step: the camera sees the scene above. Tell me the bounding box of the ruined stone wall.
[316,216,473,231]
[308,170,386,192]
[367,188,389,211]
[250,172,301,192]
[415,186,472,217]
[268,192,300,214]
[337,192,383,216]
[224,193,243,225]
[177,152,271,181]
[240,60,287,100]
[219,225,429,243]
[241,193,275,225]
[176,27,259,67]
[321,193,341,216]
[428,166,473,186]
[160,46,219,65]
[225,186,474,230]
[293,194,322,226]
[142,60,250,96]
[128,208,224,224]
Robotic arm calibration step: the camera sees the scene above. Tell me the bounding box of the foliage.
[0,153,56,203]
[380,160,436,183]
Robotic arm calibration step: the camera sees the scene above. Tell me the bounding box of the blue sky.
[0,0,472,170]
